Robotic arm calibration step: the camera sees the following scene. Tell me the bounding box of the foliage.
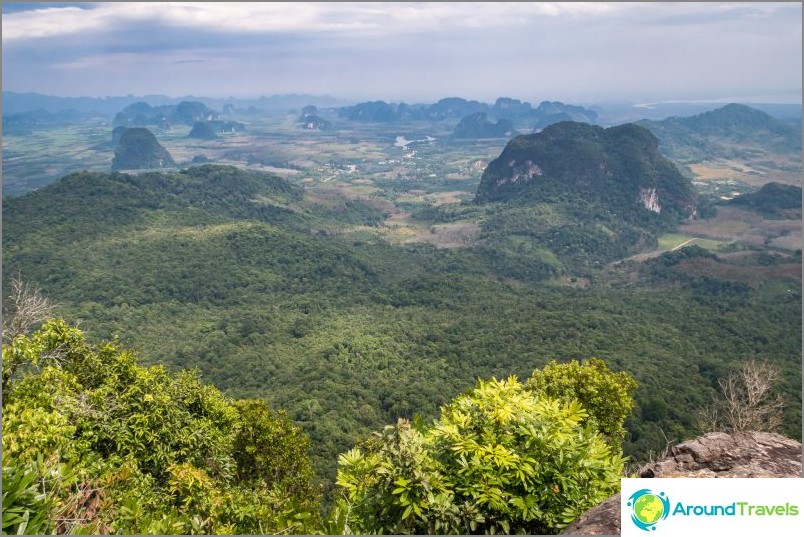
[1,319,321,534]
[2,459,54,535]
[526,358,638,444]
[337,376,626,535]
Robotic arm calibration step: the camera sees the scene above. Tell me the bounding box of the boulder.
[561,432,802,535]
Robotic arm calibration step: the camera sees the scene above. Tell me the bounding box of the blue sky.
[2,2,801,104]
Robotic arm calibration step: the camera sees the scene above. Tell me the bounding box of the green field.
[657,233,729,252]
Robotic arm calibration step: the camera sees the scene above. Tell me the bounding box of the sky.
[1,2,802,105]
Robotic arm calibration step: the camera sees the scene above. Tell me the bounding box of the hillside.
[475,121,696,216]
[472,122,698,266]
[3,165,800,490]
[638,103,803,163]
[727,182,802,218]
[111,127,176,171]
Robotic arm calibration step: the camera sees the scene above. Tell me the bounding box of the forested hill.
[471,121,699,267]
[474,121,697,221]
[727,182,802,218]
[111,127,176,171]
[3,164,801,493]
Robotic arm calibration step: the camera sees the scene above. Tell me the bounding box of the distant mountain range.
[4,91,801,128]
[337,97,599,125]
[637,103,802,161]
[1,91,348,117]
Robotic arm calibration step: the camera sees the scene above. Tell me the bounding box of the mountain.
[299,115,332,130]
[113,100,221,128]
[475,121,697,220]
[335,97,599,125]
[297,105,332,130]
[2,91,347,116]
[425,97,489,119]
[111,128,176,170]
[532,101,598,130]
[638,103,802,162]
[471,121,699,267]
[452,112,516,139]
[338,100,401,122]
[189,121,219,140]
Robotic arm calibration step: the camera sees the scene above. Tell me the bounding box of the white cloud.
[0,2,649,42]
[2,2,798,102]
[3,2,795,42]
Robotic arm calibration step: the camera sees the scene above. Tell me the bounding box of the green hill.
[728,182,802,218]
[475,121,696,216]
[473,121,697,266]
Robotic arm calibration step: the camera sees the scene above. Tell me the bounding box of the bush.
[336,376,626,535]
[1,319,321,534]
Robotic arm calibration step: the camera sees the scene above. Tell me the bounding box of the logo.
[627,489,670,531]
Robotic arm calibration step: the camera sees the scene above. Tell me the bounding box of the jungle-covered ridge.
[2,98,801,534]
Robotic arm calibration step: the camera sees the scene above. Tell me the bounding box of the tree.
[2,276,56,344]
[525,357,638,445]
[336,376,626,535]
[696,358,785,433]
[1,319,321,534]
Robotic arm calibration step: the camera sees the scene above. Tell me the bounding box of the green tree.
[525,357,638,444]
[336,376,627,535]
[1,319,321,534]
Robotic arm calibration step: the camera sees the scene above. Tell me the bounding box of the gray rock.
[638,431,802,478]
[561,432,802,535]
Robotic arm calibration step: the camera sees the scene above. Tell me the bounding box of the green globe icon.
[633,494,664,525]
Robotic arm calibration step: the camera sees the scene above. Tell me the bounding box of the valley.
[2,98,802,499]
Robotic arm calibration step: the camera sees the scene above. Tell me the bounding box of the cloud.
[2,2,628,42]
[1,2,800,103]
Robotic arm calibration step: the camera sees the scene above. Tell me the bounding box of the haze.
[2,2,802,105]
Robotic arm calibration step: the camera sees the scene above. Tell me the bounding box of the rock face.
[473,121,697,225]
[111,127,176,171]
[561,432,802,535]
